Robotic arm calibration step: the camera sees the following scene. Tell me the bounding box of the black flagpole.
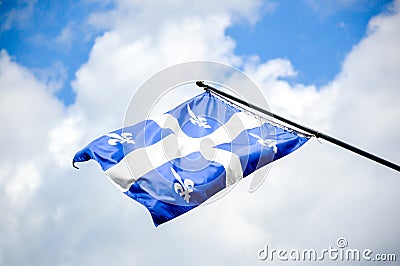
[196,81,400,173]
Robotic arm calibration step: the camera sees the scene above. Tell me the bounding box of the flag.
[73,91,309,226]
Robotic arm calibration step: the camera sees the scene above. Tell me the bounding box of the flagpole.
[196,81,400,173]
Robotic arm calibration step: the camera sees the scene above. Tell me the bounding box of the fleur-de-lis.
[105,132,135,145]
[249,133,278,154]
[187,104,211,129]
[171,167,194,203]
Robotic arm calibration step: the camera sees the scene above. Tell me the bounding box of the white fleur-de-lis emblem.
[187,104,211,129]
[105,132,135,145]
[171,167,194,203]
[249,133,278,154]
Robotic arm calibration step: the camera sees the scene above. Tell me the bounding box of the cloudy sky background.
[1,0,399,265]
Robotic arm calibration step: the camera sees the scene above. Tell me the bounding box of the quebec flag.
[73,91,309,226]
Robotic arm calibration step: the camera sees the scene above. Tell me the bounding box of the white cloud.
[48,116,83,167]
[32,61,68,94]
[88,0,265,32]
[0,50,63,162]
[244,58,337,129]
[55,25,74,49]
[72,13,242,133]
[1,0,400,265]
[5,163,41,208]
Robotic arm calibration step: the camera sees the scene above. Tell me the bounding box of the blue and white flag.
[73,91,309,226]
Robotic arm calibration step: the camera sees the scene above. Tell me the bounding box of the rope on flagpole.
[196,81,400,173]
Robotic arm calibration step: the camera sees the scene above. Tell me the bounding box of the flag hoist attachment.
[196,81,400,173]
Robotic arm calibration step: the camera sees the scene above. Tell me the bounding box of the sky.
[0,0,399,265]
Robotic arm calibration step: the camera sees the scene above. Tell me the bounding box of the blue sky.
[228,0,393,85]
[0,0,393,105]
[0,1,110,104]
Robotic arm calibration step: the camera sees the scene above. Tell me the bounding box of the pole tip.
[196,81,206,88]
